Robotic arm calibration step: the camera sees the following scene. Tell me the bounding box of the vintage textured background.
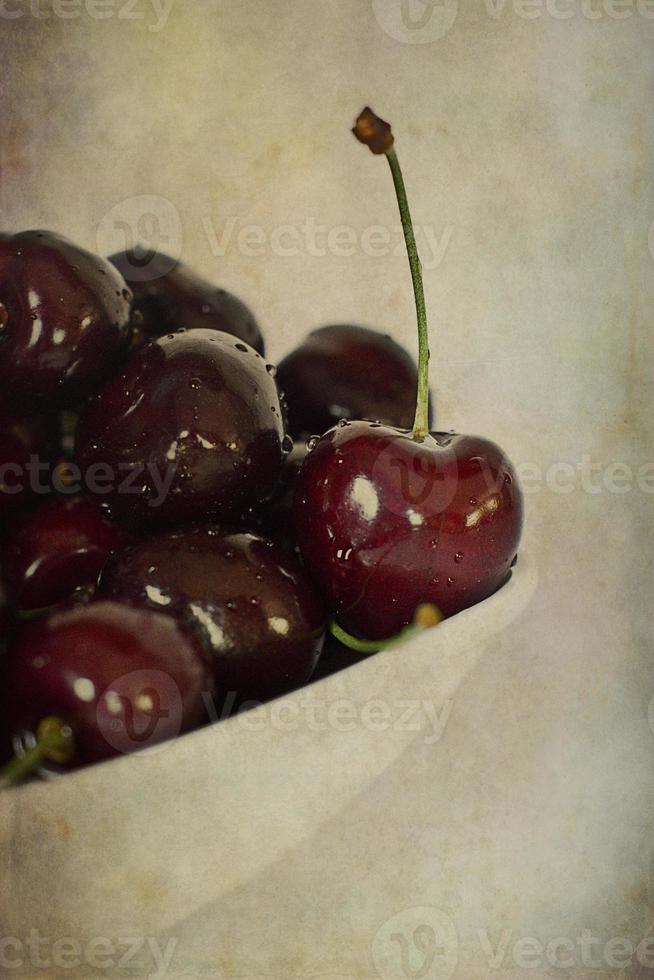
[0,0,653,977]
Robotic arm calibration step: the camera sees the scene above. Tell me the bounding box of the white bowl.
[0,556,536,942]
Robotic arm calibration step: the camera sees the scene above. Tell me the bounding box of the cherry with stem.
[295,108,523,648]
[325,108,436,650]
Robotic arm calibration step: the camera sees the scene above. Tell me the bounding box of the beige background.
[1,0,653,977]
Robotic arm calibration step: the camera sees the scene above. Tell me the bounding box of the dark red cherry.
[3,495,128,611]
[0,231,132,408]
[294,422,523,640]
[1,600,210,767]
[0,410,55,522]
[100,527,325,707]
[75,329,286,527]
[276,324,423,438]
[240,443,306,549]
[109,250,264,354]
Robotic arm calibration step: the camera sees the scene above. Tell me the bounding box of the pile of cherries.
[0,109,523,785]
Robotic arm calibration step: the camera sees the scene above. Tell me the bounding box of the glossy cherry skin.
[100,527,325,707]
[240,444,307,549]
[109,250,264,354]
[1,600,211,766]
[2,495,128,611]
[0,410,55,523]
[294,422,523,640]
[0,231,132,409]
[75,329,286,527]
[276,324,424,439]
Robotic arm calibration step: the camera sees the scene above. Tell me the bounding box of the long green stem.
[0,717,74,790]
[329,603,442,653]
[385,147,430,441]
[352,108,431,439]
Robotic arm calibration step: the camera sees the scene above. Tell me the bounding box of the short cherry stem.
[329,603,443,653]
[353,107,431,442]
[0,716,74,790]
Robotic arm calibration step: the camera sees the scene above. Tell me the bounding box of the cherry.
[240,443,307,548]
[293,109,523,642]
[2,495,128,611]
[109,250,265,354]
[295,424,521,638]
[99,526,325,707]
[0,600,211,771]
[0,409,55,522]
[0,231,132,409]
[75,328,287,527]
[277,324,422,438]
